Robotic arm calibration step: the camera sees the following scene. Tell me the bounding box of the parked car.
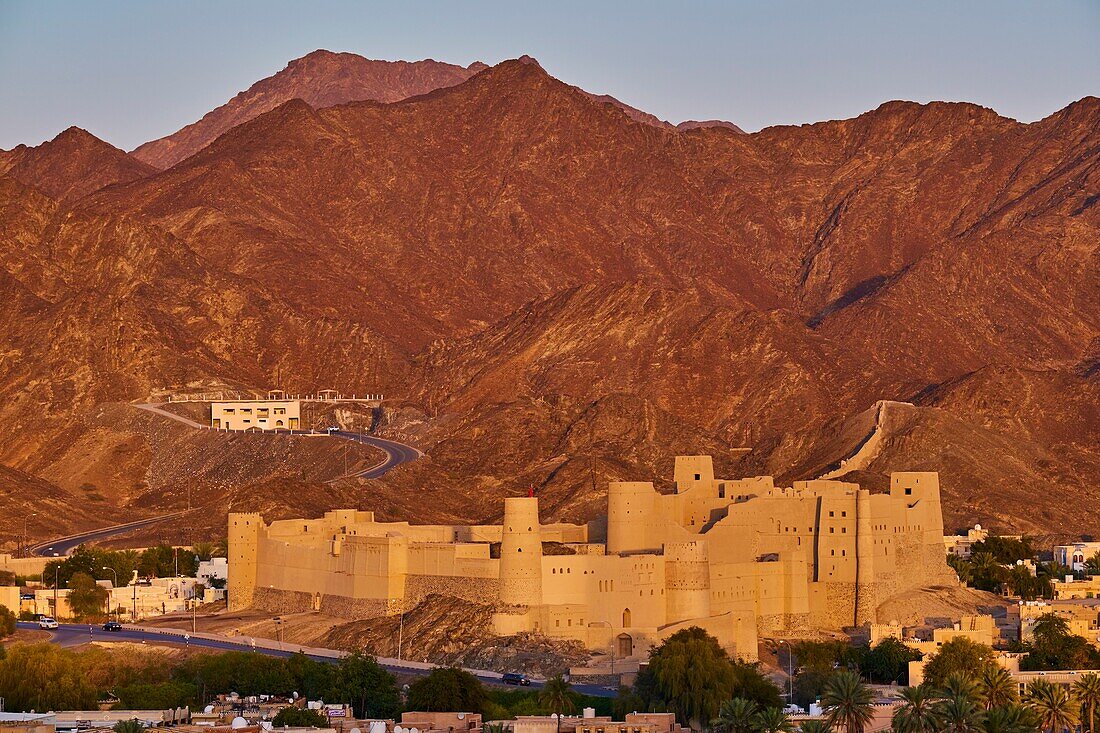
[501,672,531,686]
[103,621,123,631]
[38,617,59,629]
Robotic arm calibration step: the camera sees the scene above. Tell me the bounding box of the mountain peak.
[131,52,490,169]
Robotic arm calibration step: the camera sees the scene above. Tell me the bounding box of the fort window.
[830,527,834,534]
[841,511,847,517]
[905,488,912,495]
[694,473,700,480]
[829,511,835,517]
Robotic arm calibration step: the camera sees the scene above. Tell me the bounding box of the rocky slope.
[0,127,156,201]
[0,55,1096,545]
[131,50,489,169]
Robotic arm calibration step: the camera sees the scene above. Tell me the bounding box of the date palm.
[712,698,759,733]
[754,706,795,733]
[936,690,985,733]
[538,674,576,733]
[891,684,941,733]
[1024,679,1079,733]
[942,672,982,705]
[821,671,875,733]
[1074,672,1100,733]
[983,704,1040,733]
[797,721,833,733]
[977,666,1018,710]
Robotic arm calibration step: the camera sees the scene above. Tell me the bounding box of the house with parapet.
[228,456,956,661]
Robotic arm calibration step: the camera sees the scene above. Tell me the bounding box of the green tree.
[115,681,197,709]
[793,669,836,710]
[891,685,940,733]
[1074,672,1100,733]
[935,688,985,733]
[285,652,334,700]
[612,686,646,719]
[921,638,996,688]
[0,643,97,711]
[0,605,16,638]
[1084,553,1100,577]
[407,667,487,715]
[982,704,1039,733]
[797,721,832,733]
[193,542,215,562]
[976,666,1018,710]
[1021,614,1100,671]
[272,706,329,727]
[821,671,874,733]
[113,720,144,733]
[330,651,402,719]
[970,537,1036,564]
[1024,679,1079,733]
[538,675,576,732]
[68,571,109,619]
[731,660,784,709]
[753,706,794,733]
[863,638,921,685]
[712,698,759,733]
[640,627,736,728]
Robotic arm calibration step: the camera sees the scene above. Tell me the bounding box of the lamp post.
[778,640,793,705]
[102,567,118,620]
[397,607,404,661]
[23,513,36,557]
[53,565,59,620]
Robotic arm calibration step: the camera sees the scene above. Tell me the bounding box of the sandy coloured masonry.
[229,456,955,661]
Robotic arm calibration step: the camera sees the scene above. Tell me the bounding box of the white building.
[211,400,300,431]
[1055,542,1100,571]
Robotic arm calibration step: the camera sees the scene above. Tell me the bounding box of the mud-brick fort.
[229,457,955,661]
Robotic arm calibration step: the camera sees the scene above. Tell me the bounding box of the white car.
[38,617,59,629]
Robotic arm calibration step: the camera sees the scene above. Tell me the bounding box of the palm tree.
[891,685,940,733]
[1024,679,1079,733]
[754,707,795,733]
[1074,672,1100,733]
[983,705,1040,733]
[821,671,875,733]
[797,721,833,733]
[538,675,576,733]
[936,691,985,733]
[712,698,759,733]
[942,673,982,706]
[977,667,1018,710]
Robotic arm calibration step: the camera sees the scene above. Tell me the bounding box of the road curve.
[29,513,186,557]
[131,402,421,480]
[330,431,423,479]
[17,622,616,697]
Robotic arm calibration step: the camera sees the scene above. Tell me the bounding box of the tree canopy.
[407,667,488,715]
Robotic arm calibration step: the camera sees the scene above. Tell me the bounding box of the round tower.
[607,482,655,555]
[664,540,712,623]
[498,497,543,607]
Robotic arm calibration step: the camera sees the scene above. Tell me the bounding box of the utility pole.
[23,513,36,558]
[53,565,59,619]
[397,609,404,660]
[589,412,596,494]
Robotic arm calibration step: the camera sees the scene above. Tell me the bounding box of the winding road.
[28,405,422,556]
[29,513,186,557]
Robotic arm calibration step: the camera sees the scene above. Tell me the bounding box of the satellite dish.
[261,723,273,731]
[204,706,215,714]
[231,718,248,729]
[292,692,299,700]
[350,728,361,733]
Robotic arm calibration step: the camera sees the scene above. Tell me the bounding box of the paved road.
[330,430,423,479]
[18,622,616,698]
[29,513,186,557]
[132,402,421,480]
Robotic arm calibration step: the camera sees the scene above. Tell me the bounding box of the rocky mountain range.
[0,52,1095,546]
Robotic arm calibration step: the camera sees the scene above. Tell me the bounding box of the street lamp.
[24,513,37,557]
[102,567,118,620]
[778,640,794,706]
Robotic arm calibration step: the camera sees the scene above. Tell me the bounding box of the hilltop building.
[1054,542,1100,571]
[229,456,956,661]
[211,399,300,431]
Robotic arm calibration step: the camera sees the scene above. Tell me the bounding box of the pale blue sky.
[0,0,1097,150]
